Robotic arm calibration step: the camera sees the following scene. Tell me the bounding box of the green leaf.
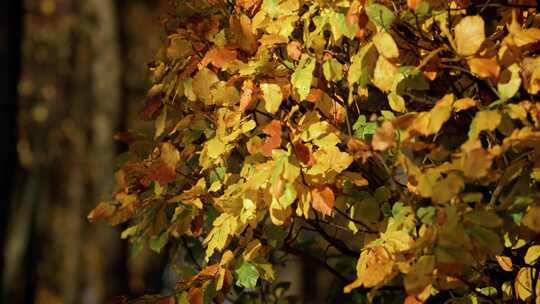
[417,207,436,225]
[322,58,343,82]
[327,11,358,41]
[291,54,316,100]
[464,210,503,228]
[149,232,169,253]
[353,115,378,140]
[235,261,260,289]
[365,3,396,28]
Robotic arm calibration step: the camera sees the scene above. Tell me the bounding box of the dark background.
[0,1,171,303]
[0,1,326,303]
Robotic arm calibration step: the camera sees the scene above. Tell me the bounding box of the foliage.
[89,0,540,303]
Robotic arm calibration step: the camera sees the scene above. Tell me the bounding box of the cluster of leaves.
[89,0,540,303]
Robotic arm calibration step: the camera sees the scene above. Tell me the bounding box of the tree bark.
[85,0,126,302]
[0,0,22,302]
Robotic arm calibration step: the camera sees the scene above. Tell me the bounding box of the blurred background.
[0,1,333,303]
[0,0,172,303]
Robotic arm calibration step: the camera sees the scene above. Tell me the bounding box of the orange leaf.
[148,163,176,185]
[239,79,257,113]
[468,57,500,79]
[199,47,238,69]
[311,185,335,216]
[407,0,421,10]
[262,120,282,157]
[495,255,513,272]
[188,287,203,304]
[287,41,302,61]
[404,295,423,304]
[87,202,114,223]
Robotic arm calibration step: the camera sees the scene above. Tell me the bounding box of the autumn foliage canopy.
[89,0,540,303]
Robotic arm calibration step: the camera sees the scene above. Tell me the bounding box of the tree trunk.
[84,0,126,302]
[0,0,22,302]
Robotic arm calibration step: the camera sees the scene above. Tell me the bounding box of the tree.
[0,0,22,302]
[90,0,540,303]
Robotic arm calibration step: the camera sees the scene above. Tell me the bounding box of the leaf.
[149,232,169,253]
[235,261,260,289]
[495,255,513,272]
[417,207,436,225]
[497,64,522,101]
[404,255,435,299]
[469,226,503,255]
[261,83,283,114]
[87,202,115,223]
[454,15,485,56]
[262,120,282,157]
[365,3,396,28]
[348,43,377,87]
[291,54,316,100]
[523,206,540,233]
[525,245,540,265]
[407,0,422,10]
[293,142,315,166]
[327,10,358,41]
[311,185,335,216]
[372,121,396,151]
[199,47,237,69]
[373,31,399,59]
[286,41,302,61]
[240,79,257,112]
[322,58,343,82]
[373,55,398,92]
[468,57,500,79]
[453,98,476,112]
[193,68,219,104]
[410,94,454,136]
[468,110,501,139]
[388,92,406,113]
[515,267,538,301]
[188,287,203,304]
[464,210,503,228]
[155,106,167,138]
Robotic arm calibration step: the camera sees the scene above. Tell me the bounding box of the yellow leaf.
[388,92,406,113]
[203,214,239,260]
[454,15,485,56]
[525,245,540,265]
[410,94,454,136]
[373,55,398,92]
[193,68,219,104]
[161,142,180,169]
[515,267,539,301]
[468,110,501,139]
[497,64,522,101]
[453,98,476,112]
[261,83,283,114]
[373,31,399,59]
